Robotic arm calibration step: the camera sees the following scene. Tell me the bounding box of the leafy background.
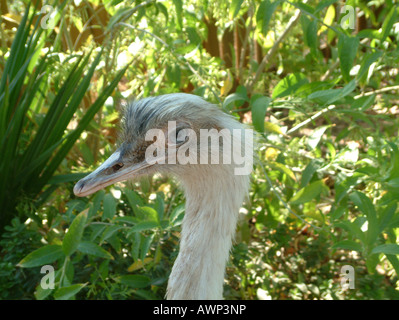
[0,0,398,299]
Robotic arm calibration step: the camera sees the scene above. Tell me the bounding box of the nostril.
[112,163,124,172]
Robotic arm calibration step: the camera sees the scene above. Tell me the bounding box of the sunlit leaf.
[172,0,183,29]
[290,180,327,205]
[272,73,308,99]
[318,5,335,34]
[269,161,296,181]
[307,125,329,150]
[18,245,64,268]
[338,35,359,82]
[127,257,153,272]
[264,122,283,135]
[62,210,88,256]
[230,0,244,19]
[54,283,87,300]
[256,0,279,36]
[251,95,271,132]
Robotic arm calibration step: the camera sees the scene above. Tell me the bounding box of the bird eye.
[175,128,186,144]
[112,163,124,172]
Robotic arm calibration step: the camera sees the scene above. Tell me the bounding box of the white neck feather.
[166,164,249,299]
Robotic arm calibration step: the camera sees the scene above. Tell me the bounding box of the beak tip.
[73,180,85,197]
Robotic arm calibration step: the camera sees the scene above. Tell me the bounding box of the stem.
[117,23,222,104]
[354,85,399,98]
[245,7,302,93]
[238,10,253,82]
[287,105,336,135]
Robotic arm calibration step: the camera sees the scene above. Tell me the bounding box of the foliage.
[0,3,126,231]
[0,218,42,299]
[1,0,399,299]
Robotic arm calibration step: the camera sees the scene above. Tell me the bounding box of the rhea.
[73,93,252,299]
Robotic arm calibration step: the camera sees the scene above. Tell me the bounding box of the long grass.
[0,4,127,231]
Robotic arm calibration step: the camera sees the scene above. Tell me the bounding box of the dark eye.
[112,163,124,172]
[175,128,184,143]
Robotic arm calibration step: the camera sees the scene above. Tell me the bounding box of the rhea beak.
[73,150,151,197]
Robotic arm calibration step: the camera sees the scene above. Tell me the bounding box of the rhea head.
[73,93,250,197]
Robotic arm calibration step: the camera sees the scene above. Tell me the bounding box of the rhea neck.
[166,164,248,299]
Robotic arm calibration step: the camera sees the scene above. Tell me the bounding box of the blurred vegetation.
[0,0,399,300]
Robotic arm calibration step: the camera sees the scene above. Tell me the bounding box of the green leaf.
[314,0,339,13]
[378,203,397,232]
[48,173,88,184]
[308,80,356,105]
[62,210,88,256]
[136,206,159,223]
[349,191,378,246]
[223,93,246,111]
[307,125,329,150]
[118,275,151,288]
[290,180,326,205]
[331,240,362,252]
[100,225,124,243]
[18,245,64,268]
[140,233,154,261]
[103,193,117,220]
[223,86,248,110]
[251,95,271,132]
[88,189,105,218]
[357,29,380,40]
[124,189,144,210]
[256,0,279,36]
[229,0,244,19]
[272,73,308,99]
[34,282,54,300]
[338,35,359,82]
[169,204,185,227]
[264,122,283,135]
[172,0,183,29]
[54,283,87,300]
[351,95,375,111]
[77,241,114,260]
[380,6,398,43]
[305,20,318,56]
[386,255,399,276]
[330,206,346,220]
[301,160,321,188]
[129,221,159,233]
[357,51,382,81]
[387,178,399,189]
[371,244,399,256]
[269,162,296,181]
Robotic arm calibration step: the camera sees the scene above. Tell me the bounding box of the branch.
[287,104,336,135]
[354,85,399,99]
[238,10,253,82]
[245,7,302,93]
[287,85,399,135]
[117,22,221,103]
